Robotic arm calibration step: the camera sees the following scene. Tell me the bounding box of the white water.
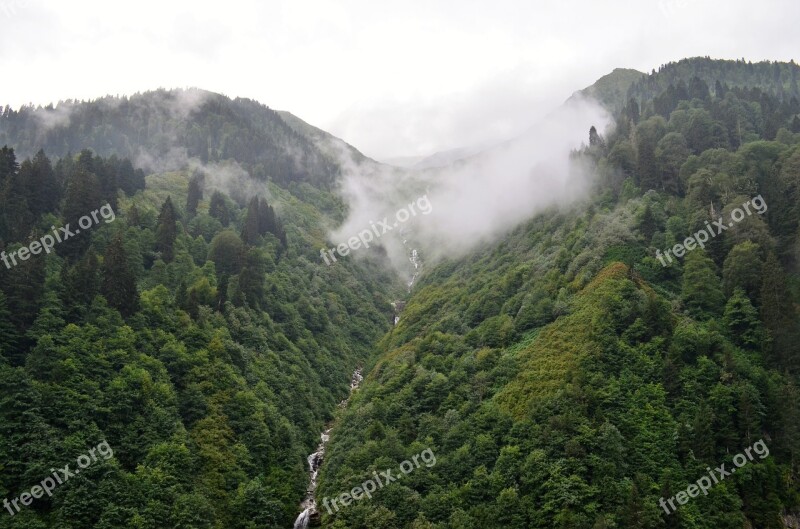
[292,369,363,528]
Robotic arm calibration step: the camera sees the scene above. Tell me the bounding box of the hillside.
[316,58,800,529]
[0,89,345,190]
[0,57,799,529]
[571,67,646,112]
[0,91,406,528]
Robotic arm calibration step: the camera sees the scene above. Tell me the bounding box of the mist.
[328,95,611,274]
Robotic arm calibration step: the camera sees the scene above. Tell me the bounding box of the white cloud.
[0,0,797,159]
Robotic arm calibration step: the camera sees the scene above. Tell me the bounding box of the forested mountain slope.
[317,58,800,529]
[0,89,348,189]
[0,91,404,528]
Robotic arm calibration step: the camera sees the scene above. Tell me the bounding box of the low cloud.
[328,96,611,274]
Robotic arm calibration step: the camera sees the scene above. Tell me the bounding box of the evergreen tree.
[156,196,178,263]
[589,126,605,149]
[21,150,60,216]
[0,244,45,336]
[241,196,261,246]
[625,97,640,124]
[209,191,230,226]
[722,241,763,299]
[127,203,142,227]
[61,165,102,260]
[61,249,100,320]
[117,158,145,195]
[0,161,34,241]
[681,250,725,318]
[0,289,19,359]
[759,252,800,371]
[638,204,658,241]
[723,288,763,349]
[101,234,139,317]
[236,248,267,308]
[0,145,17,182]
[186,172,204,216]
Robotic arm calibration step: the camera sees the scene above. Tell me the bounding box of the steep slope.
[317,59,800,529]
[0,92,407,528]
[570,67,645,112]
[0,89,346,189]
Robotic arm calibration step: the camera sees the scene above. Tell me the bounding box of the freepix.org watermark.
[656,195,767,267]
[659,439,769,515]
[4,440,114,517]
[321,448,436,515]
[1,203,116,270]
[320,195,432,265]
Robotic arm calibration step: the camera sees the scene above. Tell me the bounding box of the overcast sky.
[1,0,798,160]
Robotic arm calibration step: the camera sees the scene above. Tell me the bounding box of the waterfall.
[399,228,423,293]
[292,369,363,528]
[293,508,311,529]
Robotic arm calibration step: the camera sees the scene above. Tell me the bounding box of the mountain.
[0,57,799,529]
[0,90,406,529]
[316,57,800,529]
[0,89,347,189]
[569,67,645,111]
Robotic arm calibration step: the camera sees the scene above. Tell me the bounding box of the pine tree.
[101,234,139,317]
[1,245,45,334]
[186,172,203,216]
[61,249,100,320]
[0,165,34,241]
[0,289,19,359]
[117,158,145,195]
[61,165,102,260]
[759,252,800,371]
[241,197,261,245]
[638,204,658,241]
[681,250,725,318]
[589,126,605,149]
[0,146,17,183]
[209,191,230,226]
[236,248,267,308]
[127,203,141,227]
[22,150,59,216]
[625,97,640,124]
[155,196,178,263]
[722,241,763,299]
[723,288,763,349]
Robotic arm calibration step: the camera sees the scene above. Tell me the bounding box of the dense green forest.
[316,58,800,529]
[0,139,400,527]
[1,58,799,529]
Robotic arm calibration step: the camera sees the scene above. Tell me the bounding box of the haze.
[2,0,799,160]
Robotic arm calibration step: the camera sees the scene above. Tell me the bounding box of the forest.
[316,58,800,529]
[0,57,798,529]
[0,141,399,527]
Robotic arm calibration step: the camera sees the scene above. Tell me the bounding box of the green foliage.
[0,144,397,528]
[2,58,800,529]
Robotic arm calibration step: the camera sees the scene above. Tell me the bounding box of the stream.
[292,368,363,529]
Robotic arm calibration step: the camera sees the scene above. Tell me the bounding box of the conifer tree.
[209,191,230,226]
[101,234,138,317]
[723,288,763,349]
[681,250,724,318]
[156,196,178,263]
[241,197,261,246]
[760,252,800,370]
[186,172,204,216]
[0,289,19,359]
[61,165,102,260]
